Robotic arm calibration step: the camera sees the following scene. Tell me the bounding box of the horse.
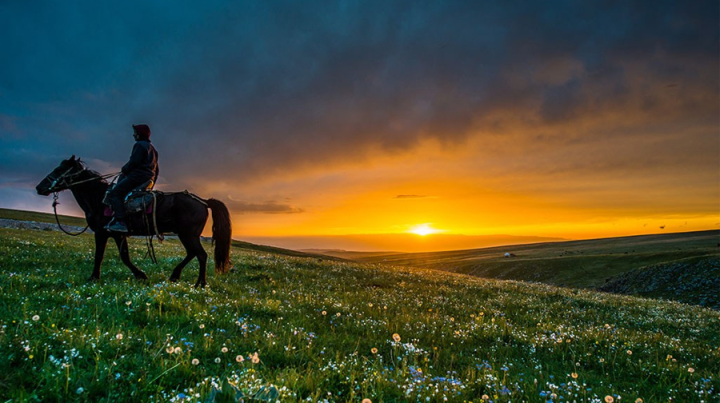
[35,156,232,288]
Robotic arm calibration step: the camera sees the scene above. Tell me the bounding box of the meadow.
[0,226,718,402]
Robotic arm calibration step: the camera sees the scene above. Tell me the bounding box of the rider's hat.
[132,124,151,139]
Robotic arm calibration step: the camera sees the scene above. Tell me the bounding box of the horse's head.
[36,155,85,196]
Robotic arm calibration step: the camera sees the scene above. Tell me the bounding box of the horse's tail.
[206,198,232,274]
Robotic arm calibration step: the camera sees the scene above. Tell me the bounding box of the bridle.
[46,164,120,236]
[46,166,118,194]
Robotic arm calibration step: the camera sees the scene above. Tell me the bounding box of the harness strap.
[184,190,209,206]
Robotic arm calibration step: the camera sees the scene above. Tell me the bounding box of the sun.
[408,223,440,236]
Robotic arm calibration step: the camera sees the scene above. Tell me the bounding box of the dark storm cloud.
[0,0,718,194]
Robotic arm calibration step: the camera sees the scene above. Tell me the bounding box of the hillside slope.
[0,226,718,402]
[598,256,720,309]
[354,230,720,306]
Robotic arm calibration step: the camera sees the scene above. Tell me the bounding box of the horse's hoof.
[88,276,100,282]
[168,277,179,283]
[194,282,206,289]
[135,272,149,280]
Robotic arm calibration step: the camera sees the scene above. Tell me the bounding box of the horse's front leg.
[114,236,149,280]
[89,232,109,281]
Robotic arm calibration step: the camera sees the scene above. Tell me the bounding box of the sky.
[1,1,718,252]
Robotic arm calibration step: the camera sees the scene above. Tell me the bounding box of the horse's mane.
[77,159,109,185]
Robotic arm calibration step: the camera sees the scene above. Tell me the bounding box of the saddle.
[103,180,156,217]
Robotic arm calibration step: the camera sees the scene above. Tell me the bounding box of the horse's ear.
[70,155,76,161]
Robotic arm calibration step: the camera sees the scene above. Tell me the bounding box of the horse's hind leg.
[114,236,149,280]
[172,234,208,288]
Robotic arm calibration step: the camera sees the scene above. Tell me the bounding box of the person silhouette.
[104,124,159,232]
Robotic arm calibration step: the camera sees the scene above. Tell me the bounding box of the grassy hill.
[0,226,718,402]
[353,231,720,307]
[0,207,88,227]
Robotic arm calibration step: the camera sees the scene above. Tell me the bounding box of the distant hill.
[0,208,335,261]
[245,233,565,253]
[352,230,720,308]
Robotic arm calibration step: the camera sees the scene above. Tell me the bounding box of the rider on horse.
[105,124,159,232]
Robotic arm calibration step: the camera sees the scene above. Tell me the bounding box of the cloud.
[0,1,717,225]
[225,197,304,215]
[394,195,430,199]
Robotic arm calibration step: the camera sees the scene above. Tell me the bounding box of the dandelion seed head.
[392,333,401,342]
[32,315,39,321]
[236,355,244,363]
[605,396,614,403]
[191,358,199,365]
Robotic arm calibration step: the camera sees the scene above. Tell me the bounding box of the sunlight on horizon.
[408,223,442,236]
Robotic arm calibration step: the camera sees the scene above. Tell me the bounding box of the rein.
[49,168,120,236]
[52,192,90,236]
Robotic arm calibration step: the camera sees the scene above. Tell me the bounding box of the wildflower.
[688,367,695,373]
[605,396,614,403]
[371,347,378,354]
[666,355,672,361]
[116,333,123,340]
[482,395,489,401]
[635,399,643,403]
[174,347,182,354]
[571,372,579,379]
[322,311,327,316]
[191,358,199,365]
[362,399,372,403]
[199,324,205,329]
[76,387,84,394]
[392,333,401,342]
[627,350,632,355]
[251,352,260,364]
[336,312,341,317]
[236,355,244,363]
[32,315,39,321]
[166,346,174,354]
[214,357,221,364]
[368,303,373,307]
[221,347,228,354]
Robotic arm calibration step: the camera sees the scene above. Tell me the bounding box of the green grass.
[0,227,718,402]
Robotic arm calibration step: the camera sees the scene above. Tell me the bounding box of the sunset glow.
[408,224,441,236]
[2,2,718,253]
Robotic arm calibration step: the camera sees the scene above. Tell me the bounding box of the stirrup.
[105,219,128,233]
